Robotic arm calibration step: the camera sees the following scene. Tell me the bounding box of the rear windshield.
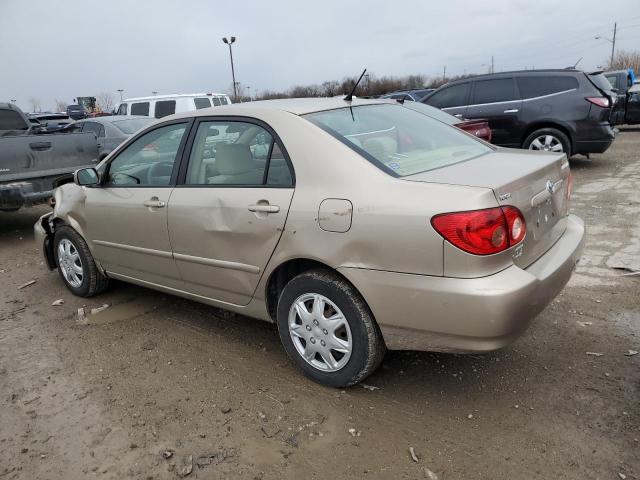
[589,73,614,93]
[112,118,155,134]
[304,104,491,177]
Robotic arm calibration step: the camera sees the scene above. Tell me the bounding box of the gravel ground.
[1,128,638,480]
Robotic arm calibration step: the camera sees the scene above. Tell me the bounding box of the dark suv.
[421,69,616,156]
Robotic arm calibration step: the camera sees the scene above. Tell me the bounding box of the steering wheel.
[146,161,174,185]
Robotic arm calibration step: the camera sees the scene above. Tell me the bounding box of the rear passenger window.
[425,83,471,109]
[211,97,221,106]
[131,102,149,116]
[155,100,176,118]
[472,78,517,104]
[219,96,229,105]
[194,98,211,109]
[516,76,579,99]
[267,143,293,186]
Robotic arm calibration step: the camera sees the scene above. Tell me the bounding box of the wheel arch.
[521,121,574,154]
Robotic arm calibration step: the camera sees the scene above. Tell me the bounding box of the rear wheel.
[53,226,109,297]
[523,128,571,155]
[276,269,385,387]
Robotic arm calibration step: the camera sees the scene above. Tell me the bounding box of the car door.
[465,77,521,147]
[422,82,471,119]
[626,88,640,124]
[167,119,295,306]
[81,121,107,156]
[83,121,190,288]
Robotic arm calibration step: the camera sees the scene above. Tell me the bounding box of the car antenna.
[566,57,582,70]
[344,68,367,102]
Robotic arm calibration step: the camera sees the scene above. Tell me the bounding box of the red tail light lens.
[586,97,610,108]
[431,206,526,255]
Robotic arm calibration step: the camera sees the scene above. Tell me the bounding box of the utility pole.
[610,22,617,67]
[491,55,494,74]
[222,36,238,102]
[443,65,446,81]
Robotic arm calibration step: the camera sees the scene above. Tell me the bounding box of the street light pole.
[222,36,238,102]
[595,22,617,68]
[117,89,124,102]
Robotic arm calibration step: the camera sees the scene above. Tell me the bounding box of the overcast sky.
[2,0,639,111]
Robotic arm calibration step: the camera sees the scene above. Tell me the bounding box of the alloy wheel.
[58,238,84,288]
[288,293,352,372]
[529,134,564,152]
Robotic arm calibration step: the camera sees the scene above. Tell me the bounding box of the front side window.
[82,121,102,138]
[305,104,491,177]
[517,76,579,99]
[194,97,211,109]
[131,102,149,116]
[472,78,517,104]
[0,110,28,130]
[105,123,186,186]
[211,96,221,106]
[425,83,471,109]
[185,121,292,186]
[219,96,229,105]
[155,100,176,118]
[117,103,128,115]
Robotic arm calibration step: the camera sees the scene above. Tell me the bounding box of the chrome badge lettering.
[499,192,511,201]
[512,243,524,259]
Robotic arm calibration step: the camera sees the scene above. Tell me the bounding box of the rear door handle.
[503,109,519,113]
[143,198,166,208]
[248,204,280,213]
[29,141,52,151]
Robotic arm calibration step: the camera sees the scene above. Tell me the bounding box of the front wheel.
[276,270,385,387]
[53,226,109,297]
[523,128,571,156]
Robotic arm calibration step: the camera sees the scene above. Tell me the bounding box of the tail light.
[431,206,526,255]
[586,97,610,108]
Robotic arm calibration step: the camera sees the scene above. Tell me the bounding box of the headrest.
[215,143,254,175]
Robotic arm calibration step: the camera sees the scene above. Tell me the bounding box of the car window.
[194,97,211,109]
[131,102,149,116]
[64,122,84,133]
[517,76,580,99]
[82,121,102,137]
[0,109,29,130]
[219,96,229,105]
[305,104,491,177]
[472,78,517,104]
[117,103,128,115]
[266,142,293,186]
[155,100,176,118]
[105,123,187,187]
[111,118,155,134]
[605,75,618,90]
[425,83,471,109]
[211,96,221,106]
[185,121,291,186]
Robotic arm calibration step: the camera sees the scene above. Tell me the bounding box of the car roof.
[124,93,229,102]
[443,69,586,85]
[76,115,155,124]
[167,97,391,120]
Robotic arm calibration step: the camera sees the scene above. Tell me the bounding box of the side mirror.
[74,167,99,186]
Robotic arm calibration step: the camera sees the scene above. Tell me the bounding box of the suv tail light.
[586,97,610,108]
[431,206,526,255]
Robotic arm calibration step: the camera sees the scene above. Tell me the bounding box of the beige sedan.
[35,98,584,387]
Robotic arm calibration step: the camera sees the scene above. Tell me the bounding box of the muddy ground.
[1,129,639,480]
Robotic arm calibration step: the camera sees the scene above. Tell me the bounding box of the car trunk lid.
[404,149,570,268]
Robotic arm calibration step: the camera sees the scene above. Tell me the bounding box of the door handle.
[143,198,166,208]
[454,114,464,118]
[503,109,519,113]
[29,141,52,151]
[248,204,280,213]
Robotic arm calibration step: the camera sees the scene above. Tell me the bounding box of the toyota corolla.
[35,98,584,387]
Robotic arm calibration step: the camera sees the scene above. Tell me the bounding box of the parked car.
[66,104,88,120]
[63,116,157,160]
[422,69,616,156]
[114,93,232,119]
[35,98,584,387]
[0,102,98,211]
[28,112,73,132]
[380,88,434,102]
[604,68,640,125]
[402,101,492,142]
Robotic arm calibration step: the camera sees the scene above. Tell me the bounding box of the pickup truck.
[604,69,640,125]
[0,102,99,211]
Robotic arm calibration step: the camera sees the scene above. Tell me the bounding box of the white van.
[114,93,232,118]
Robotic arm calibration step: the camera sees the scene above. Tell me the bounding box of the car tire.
[523,128,571,156]
[53,225,109,297]
[276,269,385,387]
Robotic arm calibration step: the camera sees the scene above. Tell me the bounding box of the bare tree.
[607,49,640,73]
[96,92,115,112]
[54,99,68,113]
[28,97,42,112]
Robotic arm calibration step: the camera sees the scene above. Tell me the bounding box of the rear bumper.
[34,212,56,270]
[339,214,585,352]
[0,182,52,210]
[574,123,615,154]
